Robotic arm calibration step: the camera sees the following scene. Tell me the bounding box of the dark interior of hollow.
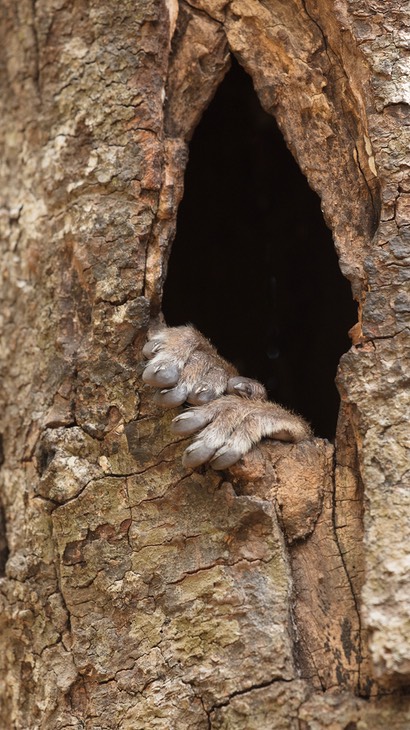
[162,58,357,439]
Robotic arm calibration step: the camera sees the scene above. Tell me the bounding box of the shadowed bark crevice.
[0,501,9,577]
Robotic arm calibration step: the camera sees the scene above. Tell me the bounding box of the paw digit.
[182,440,218,469]
[142,338,163,359]
[227,376,267,400]
[171,409,212,436]
[142,361,180,388]
[153,384,188,408]
[210,447,243,470]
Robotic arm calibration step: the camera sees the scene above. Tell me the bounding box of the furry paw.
[142,325,236,407]
[142,325,311,467]
[172,395,312,469]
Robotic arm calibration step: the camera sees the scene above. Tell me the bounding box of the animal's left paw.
[172,395,312,470]
[142,325,236,407]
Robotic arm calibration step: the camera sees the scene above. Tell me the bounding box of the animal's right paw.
[142,325,236,407]
[171,395,312,469]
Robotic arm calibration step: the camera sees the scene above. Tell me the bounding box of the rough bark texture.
[0,0,409,728]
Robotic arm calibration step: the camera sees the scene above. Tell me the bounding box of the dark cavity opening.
[162,58,357,439]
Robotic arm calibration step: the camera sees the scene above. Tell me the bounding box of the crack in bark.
[369,327,408,342]
[0,500,9,577]
[299,0,328,52]
[330,448,363,695]
[29,0,41,100]
[208,675,293,715]
[353,142,380,226]
[167,553,273,587]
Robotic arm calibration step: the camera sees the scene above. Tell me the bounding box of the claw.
[185,443,198,453]
[172,410,210,436]
[182,442,216,468]
[187,386,216,406]
[142,340,162,359]
[211,448,242,470]
[153,384,187,408]
[142,362,180,388]
[227,376,267,400]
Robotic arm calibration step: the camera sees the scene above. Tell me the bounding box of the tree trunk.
[0,0,409,728]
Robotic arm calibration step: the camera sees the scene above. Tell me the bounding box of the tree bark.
[0,0,409,728]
